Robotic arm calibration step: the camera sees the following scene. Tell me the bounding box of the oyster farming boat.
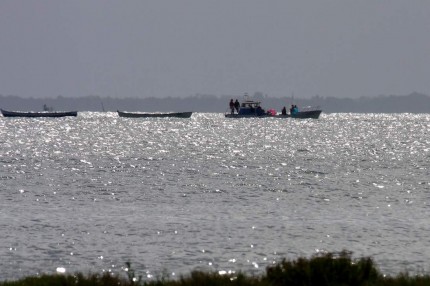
[225,99,268,118]
[1,109,78,118]
[117,110,193,118]
[277,106,322,119]
[224,99,322,119]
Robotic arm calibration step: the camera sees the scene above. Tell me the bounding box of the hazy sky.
[1,1,429,99]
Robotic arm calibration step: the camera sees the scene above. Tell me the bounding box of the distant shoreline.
[1,92,430,113]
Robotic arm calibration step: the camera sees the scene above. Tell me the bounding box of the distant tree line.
[1,92,430,113]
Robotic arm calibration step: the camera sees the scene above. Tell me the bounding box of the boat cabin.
[238,100,266,116]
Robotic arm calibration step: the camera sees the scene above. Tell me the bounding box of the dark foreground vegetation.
[2,251,430,286]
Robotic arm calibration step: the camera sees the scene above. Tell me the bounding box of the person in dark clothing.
[234,99,240,113]
[256,106,264,115]
[229,99,235,114]
[281,106,287,115]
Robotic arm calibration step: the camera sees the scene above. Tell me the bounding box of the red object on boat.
[267,109,277,116]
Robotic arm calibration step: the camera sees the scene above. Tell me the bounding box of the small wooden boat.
[117,110,192,118]
[290,109,322,119]
[1,109,78,118]
[274,109,322,119]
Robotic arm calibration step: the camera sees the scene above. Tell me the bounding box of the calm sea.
[1,112,430,281]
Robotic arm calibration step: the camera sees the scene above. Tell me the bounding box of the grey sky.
[1,1,429,98]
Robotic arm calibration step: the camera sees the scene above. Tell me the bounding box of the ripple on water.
[1,113,430,279]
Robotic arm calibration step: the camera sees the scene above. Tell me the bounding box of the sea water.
[1,112,430,280]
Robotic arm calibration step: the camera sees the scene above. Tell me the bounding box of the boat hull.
[225,110,322,119]
[276,110,322,119]
[1,109,77,118]
[225,114,270,118]
[117,111,192,118]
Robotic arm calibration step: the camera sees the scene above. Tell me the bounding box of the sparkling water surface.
[1,112,430,280]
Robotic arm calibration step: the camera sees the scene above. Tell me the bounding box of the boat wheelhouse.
[225,98,267,118]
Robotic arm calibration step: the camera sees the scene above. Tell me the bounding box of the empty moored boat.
[117,110,193,118]
[1,109,78,118]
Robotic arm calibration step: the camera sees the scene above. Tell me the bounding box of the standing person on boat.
[290,105,295,114]
[281,106,287,115]
[234,99,240,113]
[229,99,235,114]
